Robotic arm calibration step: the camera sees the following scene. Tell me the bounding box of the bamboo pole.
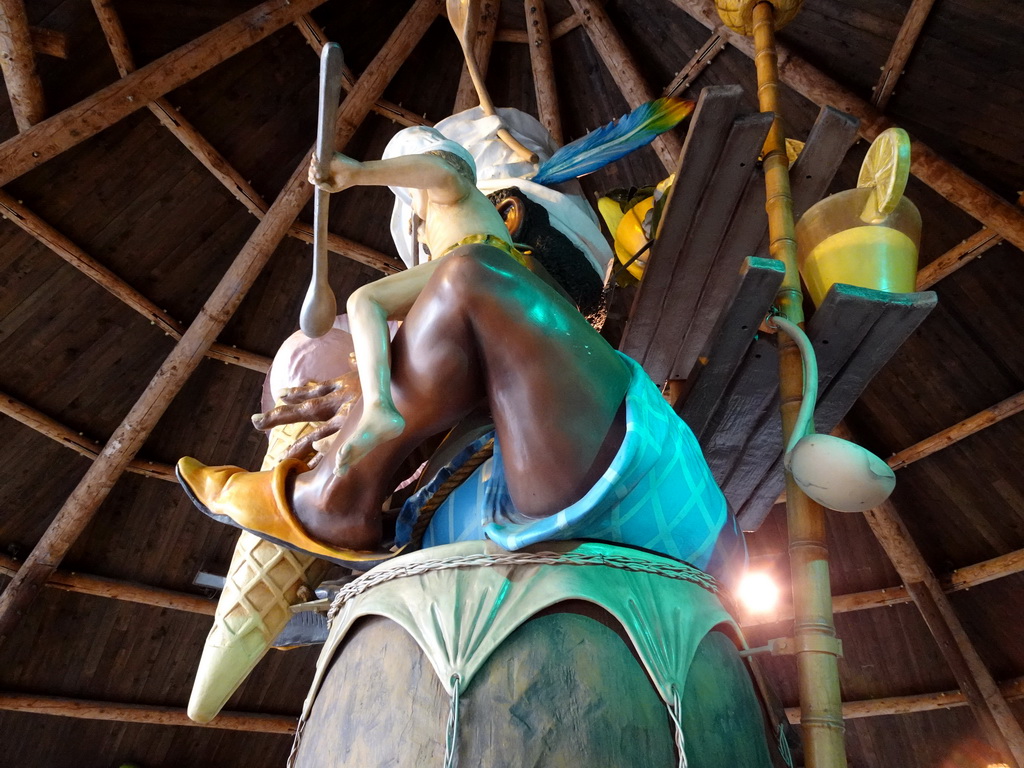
[667,0,1024,253]
[0,0,46,130]
[865,500,1024,766]
[29,27,69,59]
[495,15,582,43]
[0,392,175,481]
[872,0,937,109]
[0,554,214,615]
[887,390,1024,470]
[0,0,442,647]
[748,2,846,765]
[0,693,295,733]
[88,0,400,276]
[452,0,500,113]
[0,0,332,187]
[567,0,682,172]
[663,32,727,98]
[783,675,1024,723]
[0,190,272,372]
[524,0,563,144]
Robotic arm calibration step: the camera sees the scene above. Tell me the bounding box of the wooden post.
[0,0,46,129]
[664,33,727,98]
[29,27,69,59]
[524,0,563,144]
[0,0,332,187]
[452,0,500,112]
[0,0,442,647]
[865,500,1024,766]
[495,15,582,43]
[872,0,937,109]
[750,3,847,765]
[567,0,682,172]
[667,0,1024,253]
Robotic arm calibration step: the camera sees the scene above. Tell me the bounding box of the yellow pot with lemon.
[796,128,921,307]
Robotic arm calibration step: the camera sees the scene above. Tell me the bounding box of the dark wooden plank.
[789,106,860,219]
[619,85,743,368]
[677,257,785,440]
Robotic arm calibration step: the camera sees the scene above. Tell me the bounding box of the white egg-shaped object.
[786,434,896,512]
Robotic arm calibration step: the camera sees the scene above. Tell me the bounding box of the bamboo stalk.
[0,0,46,129]
[783,675,1024,723]
[0,0,332,187]
[0,190,272,372]
[749,3,846,765]
[0,693,295,733]
[0,0,442,647]
[567,0,682,172]
[667,0,1024,253]
[872,0,937,109]
[495,15,582,43]
[865,500,1024,766]
[0,392,175,482]
[663,33,726,98]
[453,0,500,113]
[0,554,214,615]
[887,390,1024,470]
[524,0,563,144]
[29,26,69,59]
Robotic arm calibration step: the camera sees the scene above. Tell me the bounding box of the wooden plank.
[453,0,500,112]
[0,0,332,187]
[524,0,563,144]
[667,0,1024,253]
[872,0,938,110]
[619,85,744,376]
[677,257,784,439]
[0,693,295,733]
[0,0,442,647]
[663,32,726,98]
[0,0,45,130]
[0,554,214,615]
[566,0,681,170]
[788,106,860,219]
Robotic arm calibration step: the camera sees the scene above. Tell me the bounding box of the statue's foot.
[175,457,386,565]
[334,406,406,476]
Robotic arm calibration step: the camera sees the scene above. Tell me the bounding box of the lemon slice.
[857,127,911,218]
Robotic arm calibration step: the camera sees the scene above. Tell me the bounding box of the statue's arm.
[311,152,471,204]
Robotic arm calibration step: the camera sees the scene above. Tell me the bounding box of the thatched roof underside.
[0,0,1022,766]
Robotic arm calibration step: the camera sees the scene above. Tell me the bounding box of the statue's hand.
[308,152,360,193]
[252,372,361,464]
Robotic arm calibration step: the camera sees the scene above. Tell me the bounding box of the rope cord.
[667,686,689,768]
[408,439,495,548]
[777,722,794,768]
[443,673,462,768]
[327,550,722,623]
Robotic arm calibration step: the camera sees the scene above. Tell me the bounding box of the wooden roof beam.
[0,554,213,615]
[495,15,582,43]
[865,499,1024,766]
[0,0,442,647]
[0,0,333,187]
[664,32,727,98]
[88,0,401,276]
[29,27,68,60]
[452,0,500,113]
[0,392,174,482]
[0,0,46,130]
[667,0,1024,253]
[0,190,272,371]
[872,0,937,110]
[567,0,682,171]
[0,693,294,733]
[525,0,563,144]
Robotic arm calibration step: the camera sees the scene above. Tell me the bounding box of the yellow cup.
[796,187,921,307]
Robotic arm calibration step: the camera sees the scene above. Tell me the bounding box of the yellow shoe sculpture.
[185,419,330,724]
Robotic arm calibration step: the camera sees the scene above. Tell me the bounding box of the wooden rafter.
[0,191,272,372]
[667,0,1024,254]
[88,0,401,276]
[0,0,46,130]
[0,0,443,647]
[0,0,332,187]
[567,0,682,171]
[524,0,563,144]
[452,0,500,113]
[663,32,726,97]
[29,27,68,59]
[0,693,294,733]
[495,15,582,43]
[0,392,174,482]
[0,554,213,615]
[865,499,1024,766]
[872,0,937,110]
